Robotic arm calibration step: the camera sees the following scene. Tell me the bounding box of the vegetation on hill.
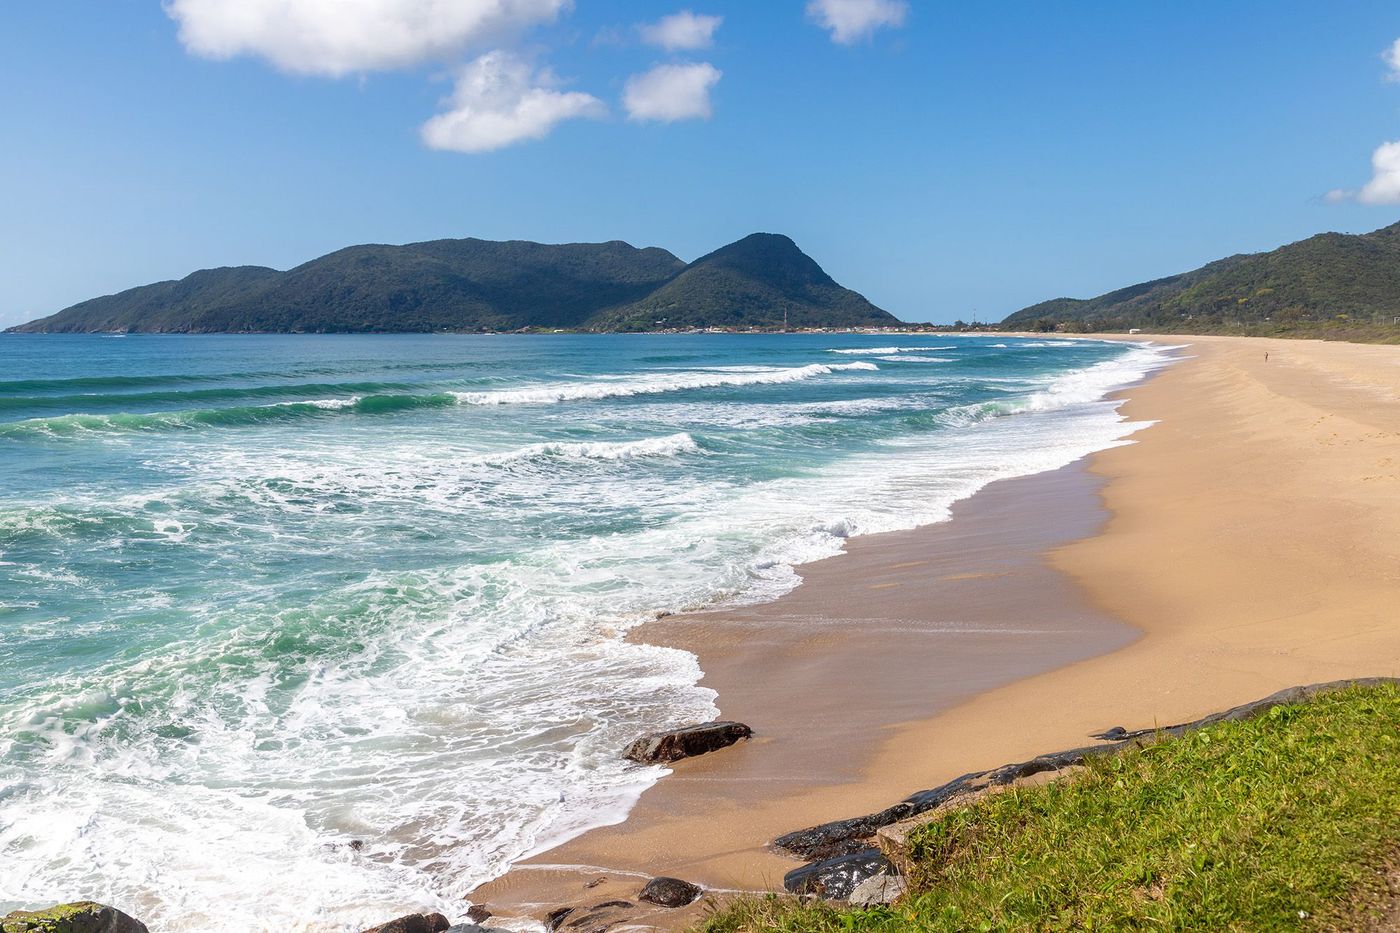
[698,683,1400,931]
[7,234,896,334]
[590,234,891,331]
[1002,221,1400,343]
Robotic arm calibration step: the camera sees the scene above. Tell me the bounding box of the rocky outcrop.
[1,903,148,933]
[779,677,1400,862]
[624,721,752,763]
[638,876,702,908]
[359,912,450,933]
[774,678,1400,896]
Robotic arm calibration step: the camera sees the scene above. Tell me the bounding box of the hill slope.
[1003,221,1400,331]
[590,234,892,330]
[9,234,896,333]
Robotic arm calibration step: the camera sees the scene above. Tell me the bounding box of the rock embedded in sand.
[544,907,575,931]
[546,900,636,933]
[623,721,752,763]
[638,876,703,908]
[464,905,491,923]
[359,912,450,933]
[0,902,149,933]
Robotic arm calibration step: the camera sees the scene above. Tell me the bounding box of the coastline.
[472,333,1400,926]
[861,333,1400,797]
[474,461,1139,917]
[470,340,1171,922]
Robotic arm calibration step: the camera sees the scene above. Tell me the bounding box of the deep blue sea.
[0,333,1172,930]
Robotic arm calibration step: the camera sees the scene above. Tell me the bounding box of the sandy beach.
[474,334,1400,924]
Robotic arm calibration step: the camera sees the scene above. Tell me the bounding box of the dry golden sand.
[472,335,1400,924]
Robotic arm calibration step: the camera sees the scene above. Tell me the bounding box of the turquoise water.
[0,333,1170,931]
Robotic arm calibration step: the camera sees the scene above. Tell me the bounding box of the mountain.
[8,234,896,333]
[1002,221,1400,332]
[589,233,893,330]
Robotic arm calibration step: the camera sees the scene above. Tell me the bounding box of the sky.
[5,1,1400,327]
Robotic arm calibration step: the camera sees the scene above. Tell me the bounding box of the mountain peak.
[689,233,839,290]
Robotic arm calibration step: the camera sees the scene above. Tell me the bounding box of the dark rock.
[1,903,149,933]
[783,850,889,900]
[544,907,574,931]
[774,802,918,860]
[559,901,635,933]
[348,839,366,851]
[359,913,450,933]
[464,906,491,923]
[638,876,703,908]
[624,721,752,763]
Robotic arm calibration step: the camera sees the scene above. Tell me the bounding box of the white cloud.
[1384,38,1400,81]
[1352,140,1400,204]
[421,51,605,153]
[639,10,722,51]
[623,62,721,122]
[166,0,569,77]
[806,0,908,44]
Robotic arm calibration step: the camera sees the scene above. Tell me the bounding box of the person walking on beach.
[1265,351,1269,362]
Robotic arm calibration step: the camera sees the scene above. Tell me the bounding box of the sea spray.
[0,333,1174,931]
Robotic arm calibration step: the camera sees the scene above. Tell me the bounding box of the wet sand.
[475,441,1144,915]
[475,334,1400,925]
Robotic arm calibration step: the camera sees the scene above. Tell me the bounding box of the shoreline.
[471,343,1174,923]
[856,333,1400,797]
[473,333,1400,927]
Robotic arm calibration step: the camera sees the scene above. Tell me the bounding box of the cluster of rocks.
[541,876,705,933]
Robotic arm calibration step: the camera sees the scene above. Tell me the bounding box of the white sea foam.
[875,355,953,363]
[480,433,700,464]
[450,363,875,406]
[0,339,1178,932]
[298,397,362,410]
[828,346,956,354]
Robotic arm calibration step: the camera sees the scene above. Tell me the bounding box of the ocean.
[0,333,1172,931]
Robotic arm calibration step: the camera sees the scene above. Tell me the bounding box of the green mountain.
[9,234,895,333]
[1002,221,1400,332]
[590,233,893,330]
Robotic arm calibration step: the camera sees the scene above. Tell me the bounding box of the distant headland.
[6,233,900,334]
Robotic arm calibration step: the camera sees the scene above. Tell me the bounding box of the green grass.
[698,684,1400,932]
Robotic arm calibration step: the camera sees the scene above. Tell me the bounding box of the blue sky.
[5,1,1400,327]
